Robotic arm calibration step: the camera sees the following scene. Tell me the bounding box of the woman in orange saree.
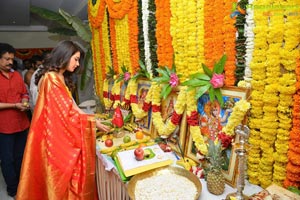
[16,41,109,200]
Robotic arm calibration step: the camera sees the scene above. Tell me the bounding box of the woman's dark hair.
[35,40,85,92]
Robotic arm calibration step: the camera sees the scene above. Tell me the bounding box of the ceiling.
[0,0,87,30]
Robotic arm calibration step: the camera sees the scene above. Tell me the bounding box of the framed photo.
[133,79,153,135]
[152,88,187,153]
[184,86,249,187]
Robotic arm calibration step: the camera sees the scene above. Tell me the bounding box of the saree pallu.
[17,72,97,200]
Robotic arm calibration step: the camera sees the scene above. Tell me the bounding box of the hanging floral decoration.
[182,55,227,106]
[152,65,180,99]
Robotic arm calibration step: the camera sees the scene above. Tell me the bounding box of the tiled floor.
[0,167,14,200]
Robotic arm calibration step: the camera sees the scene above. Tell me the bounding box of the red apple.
[134,147,144,161]
[105,139,113,147]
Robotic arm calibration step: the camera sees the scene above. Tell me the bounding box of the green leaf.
[208,87,215,102]
[139,60,146,71]
[162,84,172,99]
[215,88,224,106]
[123,113,132,123]
[187,86,196,92]
[155,68,169,78]
[164,66,172,76]
[195,84,211,99]
[181,79,209,87]
[190,73,211,81]
[48,27,77,36]
[213,55,227,74]
[80,47,93,90]
[30,6,71,28]
[202,63,213,78]
[59,9,92,43]
[152,76,170,83]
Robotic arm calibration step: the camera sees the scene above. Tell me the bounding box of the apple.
[123,135,131,143]
[134,147,144,161]
[105,139,113,147]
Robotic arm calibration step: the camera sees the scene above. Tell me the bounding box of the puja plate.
[127,166,202,200]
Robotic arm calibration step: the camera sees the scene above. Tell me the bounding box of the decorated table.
[95,148,263,200]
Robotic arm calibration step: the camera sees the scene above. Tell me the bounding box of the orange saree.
[17,72,97,200]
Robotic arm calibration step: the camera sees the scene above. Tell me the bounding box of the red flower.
[217,132,233,149]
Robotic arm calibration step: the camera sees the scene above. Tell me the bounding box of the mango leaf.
[139,60,147,71]
[155,68,169,78]
[187,86,196,92]
[152,76,170,83]
[215,88,224,106]
[162,84,172,99]
[202,63,213,78]
[181,79,209,87]
[208,87,215,102]
[213,55,227,74]
[123,113,132,123]
[195,84,211,99]
[190,73,211,81]
[59,9,92,43]
[164,66,172,76]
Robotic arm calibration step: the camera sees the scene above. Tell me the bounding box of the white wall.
[0,31,70,48]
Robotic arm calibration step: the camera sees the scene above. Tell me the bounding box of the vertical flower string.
[247,0,268,186]
[128,0,139,73]
[88,0,107,97]
[283,0,300,188]
[155,0,174,68]
[137,0,145,66]
[170,0,204,81]
[141,0,152,74]
[148,0,158,75]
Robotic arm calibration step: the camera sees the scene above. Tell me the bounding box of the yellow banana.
[184,158,198,167]
[145,141,156,146]
[137,136,151,143]
[120,140,137,148]
[100,146,118,154]
[124,144,139,150]
[176,158,192,170]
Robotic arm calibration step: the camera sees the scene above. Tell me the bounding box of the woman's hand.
[95,119,110,132]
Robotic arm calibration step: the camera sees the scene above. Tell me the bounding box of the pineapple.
[205,139,225,195]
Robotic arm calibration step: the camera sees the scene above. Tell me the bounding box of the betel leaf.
[190,73,211,81]
[195,84,211,99]
[213,55,227,74]
[161,84,172,99]
[215,88,224,106]
[202,63,213,78]
[208,86,215,102]
[181,79,209,87]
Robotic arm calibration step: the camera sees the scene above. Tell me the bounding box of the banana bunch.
[123,123,135,132]
[101,134,114,141]
[100,146,118,155]
[95,113,110,120]
[176,158,198,171]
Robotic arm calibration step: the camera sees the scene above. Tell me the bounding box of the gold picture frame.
[152,87,187,153]
[184,86,249,187]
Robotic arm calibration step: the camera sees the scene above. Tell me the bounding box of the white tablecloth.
[96,151,262,200]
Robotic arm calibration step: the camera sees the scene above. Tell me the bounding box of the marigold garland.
[88,0,106,28]
[105,0,133,19]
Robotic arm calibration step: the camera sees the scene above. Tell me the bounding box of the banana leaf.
[59,9,92,43]
[80,48,93,90]
[30,6,71,28]
[48,27,77,36]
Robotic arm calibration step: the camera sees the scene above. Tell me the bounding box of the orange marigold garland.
[128,0,139,73]
[105,0,134,19]
[155,0,173,68]
[88,0,106,28]
[284,57,300,188]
